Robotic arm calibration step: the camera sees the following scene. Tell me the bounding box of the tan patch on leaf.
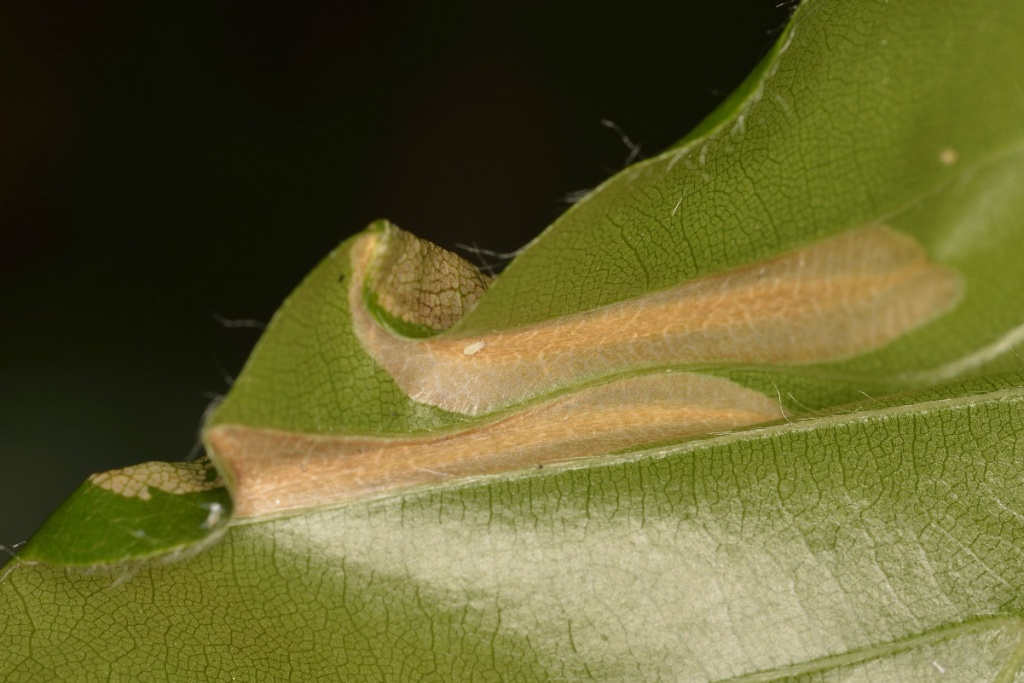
[366,222,492,332]
[351,225,962,415]
[208,372,783,519]
[90,460,223,501]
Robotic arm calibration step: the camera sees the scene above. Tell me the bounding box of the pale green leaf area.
[5,0,1024,681]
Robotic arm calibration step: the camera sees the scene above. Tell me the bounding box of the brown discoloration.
[367,222,492,332]
[208,373,783,518]
[352,226,963,415]
[208,225,963,519]
[90,460,223,501]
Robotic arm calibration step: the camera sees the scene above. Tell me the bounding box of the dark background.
[0,2,789,550]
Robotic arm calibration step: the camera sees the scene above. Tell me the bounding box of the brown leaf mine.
[364,222,492,335]
[351,225,963,415]
[208,223,962,518]
[207,372,783,518]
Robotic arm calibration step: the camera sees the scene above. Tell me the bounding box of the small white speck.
[932,660,945,674]
[462,341,486,356]
[201,502,224,529]
[939,148,958,166]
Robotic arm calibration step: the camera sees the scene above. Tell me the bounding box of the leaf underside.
[5,1,1024,680]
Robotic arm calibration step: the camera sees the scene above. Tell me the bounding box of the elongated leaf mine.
[352,225,962,416]
[207,373,782,518]
[207,223,961,518]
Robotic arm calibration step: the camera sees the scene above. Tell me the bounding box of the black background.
[0,2,790,550]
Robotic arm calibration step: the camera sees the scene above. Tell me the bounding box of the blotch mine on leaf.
[205,223,962,518]
[206,372,784,518]
[351,224,963,416]
[90,460,223,501]
[364,221,492,336]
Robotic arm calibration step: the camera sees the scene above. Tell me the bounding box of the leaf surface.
[7,375,1024,680]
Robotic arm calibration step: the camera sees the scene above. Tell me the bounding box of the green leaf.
[5,0,1024,680]
[16,459,230,566]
